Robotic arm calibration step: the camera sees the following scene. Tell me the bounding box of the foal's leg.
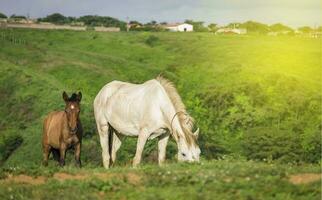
[52,149,60,162]
[59,143,67,167]
[111,132,122,165]
[133,129,149,167]
[42,144,51,166]
[158,134,169,166]
[74,142,82,168]
[98,124,110,169]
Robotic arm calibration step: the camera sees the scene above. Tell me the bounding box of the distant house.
[216,28,247,35]
[164,23,193,32]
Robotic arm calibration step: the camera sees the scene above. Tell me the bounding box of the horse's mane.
[155,76,195,144]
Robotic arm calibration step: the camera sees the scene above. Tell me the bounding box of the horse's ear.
[77,92,82,102]
[193,128,199,139]
[62,91,69,102]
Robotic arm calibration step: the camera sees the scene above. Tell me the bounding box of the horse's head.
[177,128,201,162]
[63,91,82,134]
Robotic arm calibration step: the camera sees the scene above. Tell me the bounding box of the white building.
[164,23,193,32]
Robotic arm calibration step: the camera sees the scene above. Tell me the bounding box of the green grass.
[0,29,321,199]
[0,159,320,200]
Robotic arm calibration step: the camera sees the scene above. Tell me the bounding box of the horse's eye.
[181,153,186,157]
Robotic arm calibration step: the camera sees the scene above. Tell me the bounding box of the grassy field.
[0,159,320,200]
[0,28,321,199]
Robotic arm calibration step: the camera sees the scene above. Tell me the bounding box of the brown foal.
[42,91,83,167]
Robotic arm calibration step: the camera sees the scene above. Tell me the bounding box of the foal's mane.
[155,76,195,144]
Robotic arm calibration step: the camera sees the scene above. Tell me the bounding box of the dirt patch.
[125,172,141,185]
[53,172,89,181]
[0,174,46,185]
[289,173,321,185]
[93,172,114,180]
[1,171,142,185]
[92,172,141,184]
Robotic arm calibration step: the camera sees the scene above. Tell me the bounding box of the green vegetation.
[0,159,320,200]
[37,13,76,25]
[9,14,26,19]
[3,11,321,34]
[0,13,7,19]
[0,28,320,199]
[37,13,127,30]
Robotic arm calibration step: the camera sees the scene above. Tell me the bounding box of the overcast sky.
[0,0,320,27]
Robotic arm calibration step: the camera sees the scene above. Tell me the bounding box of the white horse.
[93,76,200,168]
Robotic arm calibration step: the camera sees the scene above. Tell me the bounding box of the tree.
[145,20,157,26]
[185,20,208,32]
[78,15,127,30]
[129,21,142,26]
[38,13,67,24]
[317,26,322,32]
[208,23,218,32]
[0,12,7,19]
[298,26,313,33]
[10,14,26,19]
[239,21,269,34]
[270,23,293,32]
[226,22,241,28]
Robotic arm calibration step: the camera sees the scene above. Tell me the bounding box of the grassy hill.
[0,29,321,199]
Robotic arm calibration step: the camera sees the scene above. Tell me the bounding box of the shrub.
[241,127,305,163]
[0,131,23,164]
[145,35,159,47]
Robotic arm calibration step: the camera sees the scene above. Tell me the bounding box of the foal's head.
[62,91,82,133]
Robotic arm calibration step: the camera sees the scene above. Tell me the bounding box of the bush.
[0,131,23,164]
[145,35,159,47]
[241,127,306,163]
[0,13,7,19]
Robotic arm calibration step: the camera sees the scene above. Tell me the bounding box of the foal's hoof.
[59,160,65,167]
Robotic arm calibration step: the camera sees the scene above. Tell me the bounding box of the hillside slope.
[0,29,321,167]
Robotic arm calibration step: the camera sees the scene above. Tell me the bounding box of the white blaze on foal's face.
[65,102,80,132]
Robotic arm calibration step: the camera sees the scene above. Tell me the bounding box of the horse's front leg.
[98,124,110,169]
[133,130,149,167]
[74,142,82,168]
[59,143,67,167]
[42,144,51,166]
[158,134,169,166]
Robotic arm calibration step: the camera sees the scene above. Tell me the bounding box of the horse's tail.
[108,123,113,164]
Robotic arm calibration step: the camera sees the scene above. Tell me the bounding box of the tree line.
[0,12,321,34]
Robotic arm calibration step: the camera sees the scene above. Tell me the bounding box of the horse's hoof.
[75,161,82,168]
[132,163,140,168]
